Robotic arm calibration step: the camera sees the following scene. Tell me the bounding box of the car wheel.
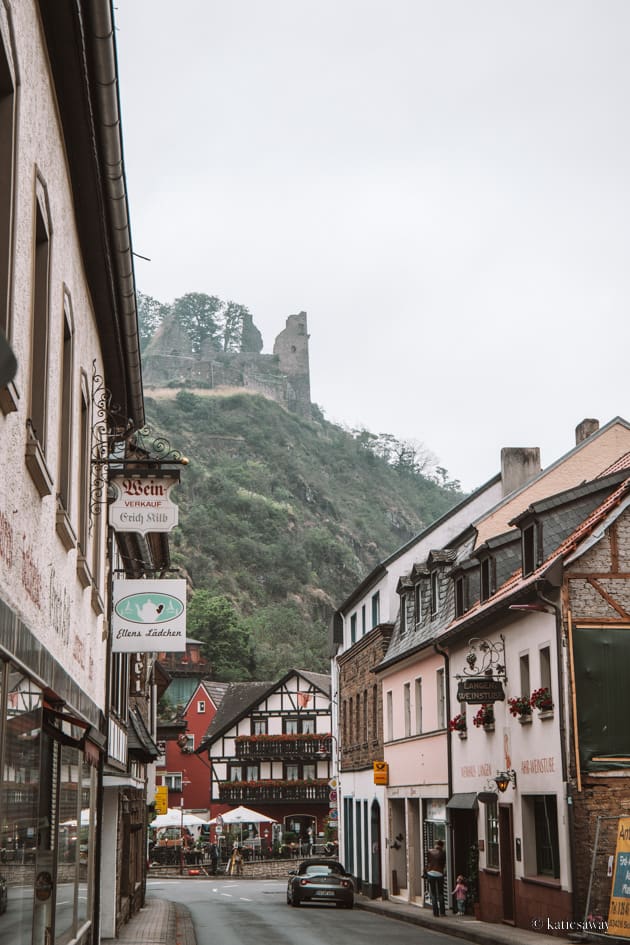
[291,895,300,907]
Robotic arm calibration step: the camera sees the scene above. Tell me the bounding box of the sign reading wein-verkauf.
[112,579,187,652]
[109,476,179,534]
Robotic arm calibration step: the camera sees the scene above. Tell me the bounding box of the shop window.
[485,798,499,868]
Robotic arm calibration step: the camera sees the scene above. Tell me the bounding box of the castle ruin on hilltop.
[142,311,312,418]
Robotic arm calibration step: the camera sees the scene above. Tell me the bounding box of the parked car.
[286,859,354,909]
[0,874,7,914]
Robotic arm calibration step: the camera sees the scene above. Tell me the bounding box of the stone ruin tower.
[273,312,311,417]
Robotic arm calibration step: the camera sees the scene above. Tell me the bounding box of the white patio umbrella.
[150,808,208,829]
[210,805,276,846]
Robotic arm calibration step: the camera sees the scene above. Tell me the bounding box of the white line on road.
[220,893,232,897]
[239,897,252,902]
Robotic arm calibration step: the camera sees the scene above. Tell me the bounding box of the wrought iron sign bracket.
[455,634,507,683]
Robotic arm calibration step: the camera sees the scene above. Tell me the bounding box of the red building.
[156,680,228,813]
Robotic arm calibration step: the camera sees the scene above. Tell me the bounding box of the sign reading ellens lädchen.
[109,476,179,534]
[112,579,186,652]
[608,817,630,937]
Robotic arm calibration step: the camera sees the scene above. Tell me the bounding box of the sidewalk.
[355,894,582,945]
[101,896,196,945]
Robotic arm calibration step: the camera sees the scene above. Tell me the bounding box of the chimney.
[575,418,599,445]
[501,447,542,497]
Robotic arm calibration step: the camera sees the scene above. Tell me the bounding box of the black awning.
[446,792,479,811]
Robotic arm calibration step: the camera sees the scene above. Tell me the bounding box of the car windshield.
[303,864,343,877]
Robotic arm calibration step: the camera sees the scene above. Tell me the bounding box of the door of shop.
[499,805,515,921]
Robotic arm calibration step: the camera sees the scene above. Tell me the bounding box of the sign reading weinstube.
[112,579,187,652]
[109,476,179,534]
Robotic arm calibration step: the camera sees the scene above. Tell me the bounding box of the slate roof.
[128,704,160,761]
[199,680,230,710]
[297,670,331,697]
[440,475,630,640]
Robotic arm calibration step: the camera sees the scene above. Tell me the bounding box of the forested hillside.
[145,389,463,680]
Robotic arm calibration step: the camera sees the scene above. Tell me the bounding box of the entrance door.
[499,805,515,921]
[370,800,381,899]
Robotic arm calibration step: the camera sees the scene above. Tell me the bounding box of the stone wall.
[338,626,394,771]
[142,313,312,418]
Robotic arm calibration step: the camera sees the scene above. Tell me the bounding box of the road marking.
[221,893,232,898]
[239,897,252,902]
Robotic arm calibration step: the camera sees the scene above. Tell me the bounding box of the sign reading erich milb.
[112,579,187,652]
[109,476,179,534]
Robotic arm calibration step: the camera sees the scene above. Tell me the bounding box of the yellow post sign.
[154,786,168,815]
[608,817,630,937]
[373,761,388,785]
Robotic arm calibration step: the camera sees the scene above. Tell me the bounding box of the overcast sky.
[115,1,630,491]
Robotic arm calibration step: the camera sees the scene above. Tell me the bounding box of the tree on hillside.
[172,293,223,354]
[244,602,328,677]
[187,590,256,680]
[137,292,168,351]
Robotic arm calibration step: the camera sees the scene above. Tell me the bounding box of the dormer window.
[455,575,467,617]
[414,583,422,625]
[400,595,407,633]
[522,521,542,576]
[480,556,495,602]
[430,572,439,615]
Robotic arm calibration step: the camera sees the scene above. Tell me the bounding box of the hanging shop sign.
[608,817,630,938]
[456,677,505,704]
[109,476,179,534]
[112,579,187,652]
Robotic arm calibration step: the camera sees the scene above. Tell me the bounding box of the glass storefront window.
[1,665,42,945]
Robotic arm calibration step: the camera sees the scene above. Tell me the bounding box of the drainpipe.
[434,642,453,888]
[536,584,578,922]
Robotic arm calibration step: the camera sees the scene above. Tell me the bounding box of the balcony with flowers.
[218,777,329,804]
[235,733,332,760]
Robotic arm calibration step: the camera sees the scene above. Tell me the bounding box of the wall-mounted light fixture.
[494,770,517,793]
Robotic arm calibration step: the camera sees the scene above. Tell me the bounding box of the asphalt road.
[147,877,476,945]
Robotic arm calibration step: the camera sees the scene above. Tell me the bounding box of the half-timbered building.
[199,670,332,844]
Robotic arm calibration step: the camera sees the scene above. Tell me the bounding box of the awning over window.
[446,792,479,811]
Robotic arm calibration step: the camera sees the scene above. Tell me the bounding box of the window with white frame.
[540,645,552,698]
[162,772,182,792]
[436,668,445,729]
[371,591,380,628]
[415,677,423,734]
[403,683,411,737]
[197,700,206,713]
[520,653,530,697]
[253,719,267,735]
[485,797,499,868]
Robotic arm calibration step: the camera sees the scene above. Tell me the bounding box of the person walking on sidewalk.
[425,839,446,917]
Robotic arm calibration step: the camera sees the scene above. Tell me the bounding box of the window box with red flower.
[508,695,532,723]
[530,687,554,718]
[472,704,495,732]
[449,713,467,738]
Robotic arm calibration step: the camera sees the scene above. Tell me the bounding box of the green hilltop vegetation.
[138,291,464,681]
[146,390,463,680]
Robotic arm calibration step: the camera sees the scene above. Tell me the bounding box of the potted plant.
[531,687,554,716]
[508,695,532,722]
[472,704,495,732]
[449,713,467,738]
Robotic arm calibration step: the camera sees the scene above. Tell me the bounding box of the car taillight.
[300,879,309,886]
[341,880,351,888]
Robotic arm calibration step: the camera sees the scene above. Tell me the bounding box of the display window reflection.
[1,666,42,945]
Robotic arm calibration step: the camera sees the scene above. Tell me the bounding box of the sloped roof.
[198,669,331,748]
[128,705,160,761]
[441,475,630,639]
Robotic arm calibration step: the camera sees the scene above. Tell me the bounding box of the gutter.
[87,0,144,428]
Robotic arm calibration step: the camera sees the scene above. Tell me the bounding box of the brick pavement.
[101,896,193,945]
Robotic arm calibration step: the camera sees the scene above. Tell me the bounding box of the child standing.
[452,874,468,915]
